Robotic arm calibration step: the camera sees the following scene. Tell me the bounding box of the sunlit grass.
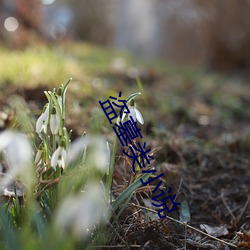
[0,42,131,87]
[0,41,207,88]
[0,44,84,86]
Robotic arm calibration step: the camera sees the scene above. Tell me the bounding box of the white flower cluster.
[35,86,68,171]
[36,93,62,135]
[35,83,111,174]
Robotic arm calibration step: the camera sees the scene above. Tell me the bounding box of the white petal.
[51,147,61,168]
[55,195,79,231]
[57,96,63,112]
[0,131,33,190]
[67,136,90,163]
[44,104,50,119]
[36,113,45,133]
[0,130,14,151]
[55,183,108,240]
[41,121,47,133]
[36,104,49,134]
[58,159,64,169]
[128,107,136,122]
[6,133,32,170]
[93,138,110,172]
[121,111,127,121]
[61,148,67,161]
[122,106,133,121]
[50,114,59,135]
[135,108,144,125]
[60,148,67,169]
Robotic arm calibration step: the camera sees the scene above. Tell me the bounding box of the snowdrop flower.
[67,135,88,164]
[0,130,33,190]
[36,103,50,133]
[67,135,110,173]
[91,137,110,173]
[50,106,59,135]
[51,143,67,169]
[54,182,109,240]
[122,99,144,125]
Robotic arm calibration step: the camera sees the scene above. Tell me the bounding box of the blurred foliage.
[0,42,131,87]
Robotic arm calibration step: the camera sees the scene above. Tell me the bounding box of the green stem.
[61,78,71,127]
[49,92,63,136]
[105,92,141,200]
[52,134,56,152]
[45,98,53,164]
[106,118,120,199]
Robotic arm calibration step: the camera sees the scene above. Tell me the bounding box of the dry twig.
[130,203,237,249]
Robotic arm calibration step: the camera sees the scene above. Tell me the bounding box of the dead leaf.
[237,231,250,248]
[200,224,228,237]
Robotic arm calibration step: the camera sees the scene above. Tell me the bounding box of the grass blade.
[112,172,152,211]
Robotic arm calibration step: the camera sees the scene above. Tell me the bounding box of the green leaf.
[112,171,152,211]
[106,91,142,197]
[112,192,133,225]
[32,209,45,237]
[179,199,191,222]
[126,92,141,104]
[0,208,21,250]
[62,78,72,98]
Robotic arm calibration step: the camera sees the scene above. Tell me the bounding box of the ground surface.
[0,42,249,249]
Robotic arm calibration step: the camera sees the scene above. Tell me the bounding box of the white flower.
[122,100,144,125]
[36,104,50,133]
[50,106,59,135]
[51,145,67,169]
[0,130,33,190]
[67,136,110,173]
[92,137,110,172]
[54,182,109,240]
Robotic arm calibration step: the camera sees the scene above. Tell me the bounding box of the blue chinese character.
[113,116,143,146]
[99,99,118,124]
[99,92,130,124]
[123,142,154,172]
[151,187,180,218]
[109,91,130,118]
[140,169,164,190]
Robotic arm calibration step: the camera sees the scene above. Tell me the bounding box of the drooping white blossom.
[0,130,33,190]
[92,137,110,172]
[122,100,144,125]
[50,106,59,135]
[67,135,110,173]
[36,103,50,133]
[54,182,109,240]
[51,145,67,169]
